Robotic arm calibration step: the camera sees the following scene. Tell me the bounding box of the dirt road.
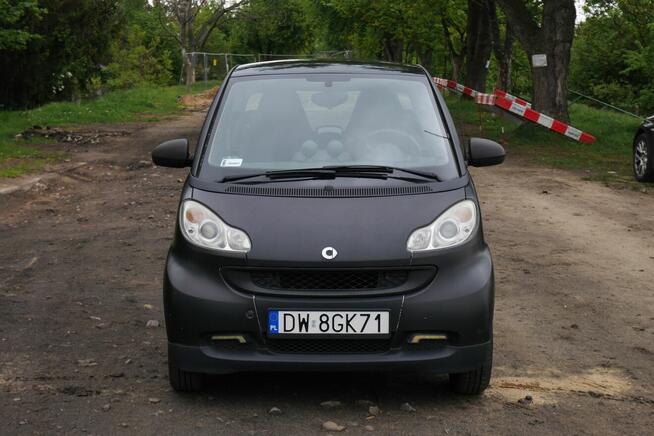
[1,111,653,435]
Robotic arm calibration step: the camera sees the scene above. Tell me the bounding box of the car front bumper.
[168,340,491,374]
[163,246,494,375]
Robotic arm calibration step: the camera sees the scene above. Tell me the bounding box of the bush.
[104,25,173,90]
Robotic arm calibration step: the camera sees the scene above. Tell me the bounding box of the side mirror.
[468,137,506,167]
[152,138,192,168]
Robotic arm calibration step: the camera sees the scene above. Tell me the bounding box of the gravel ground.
[1,111,653,435]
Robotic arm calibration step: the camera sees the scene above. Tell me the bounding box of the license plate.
[268,310,389,335]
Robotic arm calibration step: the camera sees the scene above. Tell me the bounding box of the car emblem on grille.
[321,247,338,260]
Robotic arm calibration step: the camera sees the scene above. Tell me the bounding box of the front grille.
[251,270,408,291]
[267,339,392,354]
[221,267,437,297]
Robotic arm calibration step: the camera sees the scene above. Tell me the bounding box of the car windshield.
[202,73,459,181]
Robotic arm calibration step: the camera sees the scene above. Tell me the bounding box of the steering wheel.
[361,128,422,158]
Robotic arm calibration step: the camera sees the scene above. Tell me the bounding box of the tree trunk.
[530,41,572,121]
[415,44,433,70]
[178,9,196,86]
[452,55,465,83]
[497,25,513,90]
[464,0,493,91]
[496,0,576,121]
[442,17,466,83]
[183,49,196,86]
[531,1,575,121]
[488,2,514,91]
[382,36,404,62]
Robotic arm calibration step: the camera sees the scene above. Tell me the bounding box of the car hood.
[192,187,466,267]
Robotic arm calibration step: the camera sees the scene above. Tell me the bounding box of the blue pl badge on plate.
[268,310,279,335]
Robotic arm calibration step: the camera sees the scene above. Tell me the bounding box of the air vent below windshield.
[224,185,433,198]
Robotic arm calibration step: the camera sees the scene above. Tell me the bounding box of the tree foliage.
[105,26,173,90]
[155,0,249,84]
[0,0,44,51]
[571,0,654,113]
[228,0,310,55]
[0,0,123,108]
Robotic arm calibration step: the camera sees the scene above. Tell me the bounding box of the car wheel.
[449,341,492,395]
[634,133,654,182]
[169,363,205,392]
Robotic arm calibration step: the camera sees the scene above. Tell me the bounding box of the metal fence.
[182,51,352,89]
[181,52,256,88]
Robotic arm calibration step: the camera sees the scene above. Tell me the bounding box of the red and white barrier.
[432,77,596,144]
[493,89,532,109]
[435,77,495,105]
[493,96,596,144]
[475,93,496,106]
[434,78,480,98]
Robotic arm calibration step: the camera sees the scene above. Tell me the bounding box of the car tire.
[449,341,492,395]
[169,363,205,392]
[634,133,654,182]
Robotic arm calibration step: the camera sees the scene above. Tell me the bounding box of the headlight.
[407,200,477,252]
[180,200,251,253]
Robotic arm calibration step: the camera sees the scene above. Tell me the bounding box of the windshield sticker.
[220,158,243,167]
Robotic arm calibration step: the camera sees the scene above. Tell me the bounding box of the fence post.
[178,55,184,84]
[190,53,196,88]
[203,53,208,87]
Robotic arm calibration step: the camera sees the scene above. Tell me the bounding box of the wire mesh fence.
[182,51,353,90]
[182,52,257,90]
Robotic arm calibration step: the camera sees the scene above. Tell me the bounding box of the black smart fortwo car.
[152,61,505,395]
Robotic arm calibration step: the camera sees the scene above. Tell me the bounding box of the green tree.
[156,0,249,85]
[229,0,311,57]
[302,0,350,53]
[571,0,654,113]
[0,0,123,108]
[440,0,468,81]
[105,25,173,89]
[304,0,498,90]
[311,0,447,64]
[0,0,44,50]
[121,0,181,81]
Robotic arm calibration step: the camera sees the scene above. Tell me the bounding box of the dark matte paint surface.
[151,138,191,168]
[468,138,507,167]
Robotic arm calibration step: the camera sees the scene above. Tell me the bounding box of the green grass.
[0,81,218,178]
[0,158,53,178]
[444,94,644,186]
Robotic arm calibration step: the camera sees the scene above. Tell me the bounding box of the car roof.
[231,59,426,77]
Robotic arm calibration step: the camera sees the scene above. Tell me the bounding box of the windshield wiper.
[219,167,387,183]
[392,166,442,181]
[219,165,440,183]
[219,170,332,183]
[323,165,441,182]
